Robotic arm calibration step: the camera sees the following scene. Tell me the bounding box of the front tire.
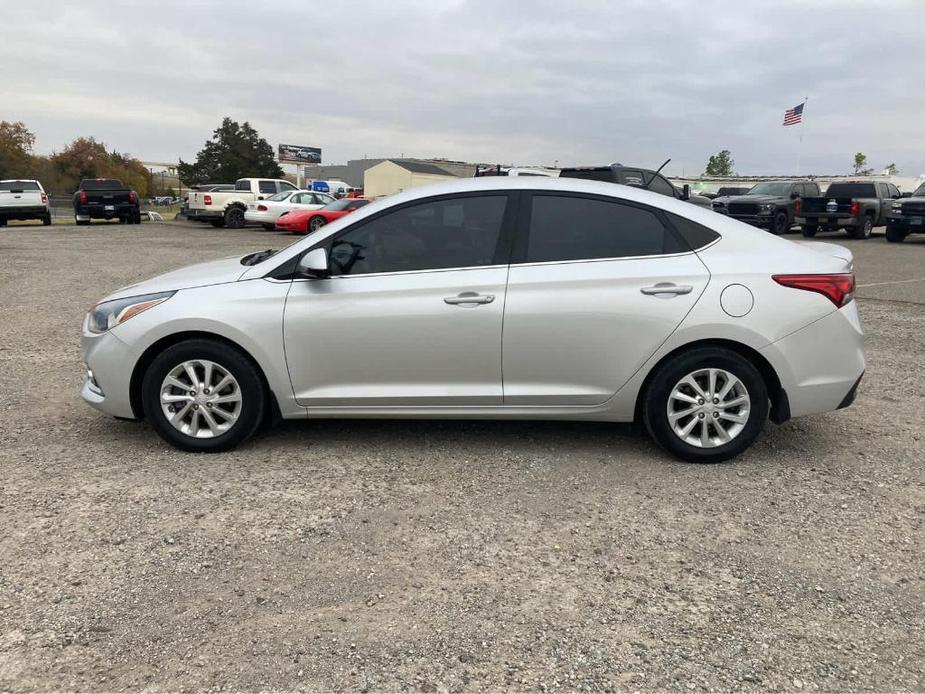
[643,347,769,464]
[141,339,266,452]
[885,224,907,243]
[771,211,789,235]
[851,216,873,239]
[801,224,817,237]
[308,215,326,233]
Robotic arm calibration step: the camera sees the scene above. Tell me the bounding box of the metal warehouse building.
[363,160,462,197]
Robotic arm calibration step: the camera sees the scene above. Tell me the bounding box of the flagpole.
[796,96,807,175]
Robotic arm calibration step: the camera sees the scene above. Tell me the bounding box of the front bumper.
[727,213,774,228]
[886,215,925,232]
[81,326,139,419]
[760,301,865,419]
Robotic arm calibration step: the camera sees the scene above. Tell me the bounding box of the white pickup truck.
[186,177,298,228]
[0,179,52,226]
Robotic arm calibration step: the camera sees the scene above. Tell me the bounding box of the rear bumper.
[796,215,860,228]
[76,204,137,220]
[0,206,49,220]
[187,208,223,220]
[760,301,865,419]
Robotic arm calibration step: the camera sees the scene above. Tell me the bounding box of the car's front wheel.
[643,347,768,463]
[771,211,789,235]
[801,224,817,237]
[885,224,907,243]
[141,339,266,452]
[308,215,326,233]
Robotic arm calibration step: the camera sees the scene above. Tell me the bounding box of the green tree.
[0,121,36,179]
[885,162,899,175]
[853,152,873,176]
[704,149,734,176]
[178,118,283,185]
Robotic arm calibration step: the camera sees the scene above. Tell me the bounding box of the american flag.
[783,102,804,126]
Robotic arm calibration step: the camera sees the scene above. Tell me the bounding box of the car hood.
[102,255,248,301]
[720,195,788,204]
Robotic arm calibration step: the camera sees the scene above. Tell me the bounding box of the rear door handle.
[444,292,495,306]
[640,283,693,296]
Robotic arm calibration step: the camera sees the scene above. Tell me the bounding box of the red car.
[275,198,370,234]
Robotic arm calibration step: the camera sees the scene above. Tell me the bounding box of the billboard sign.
[278,144,321,164]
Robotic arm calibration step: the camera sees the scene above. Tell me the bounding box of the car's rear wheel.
[801,224,817,237]
[43,214,52,226]
[0,218,7,227]
[772,211,789,235]
[851,216,873,239]
[141,339,266,452]
[643,347,768,463]
[262,223,275,231]
[224,207,246,229]
[308,215,326,233]
[885,224,908,243]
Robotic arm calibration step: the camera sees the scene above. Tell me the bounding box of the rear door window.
[524,194,685,263]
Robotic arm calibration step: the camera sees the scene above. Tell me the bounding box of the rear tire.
[885,224,908,243]
[141,339,266,453]
[801,224,817,237]
[262,223,275,231]
[643,347,769,464]
[851,216,873,239]
[43,214,52,226]
[224,207,246,229]
[0,218,7,227]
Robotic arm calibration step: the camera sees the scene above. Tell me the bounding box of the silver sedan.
[81,177,864,463]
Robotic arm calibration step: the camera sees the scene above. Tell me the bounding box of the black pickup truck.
[885,182,925,242]
[797,181,899,239]
[711,180,820,235]
[558,164,712,207]
[73,178,141,225]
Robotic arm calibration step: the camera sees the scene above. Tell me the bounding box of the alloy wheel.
[159,359,242,438]
[667,368,751,448]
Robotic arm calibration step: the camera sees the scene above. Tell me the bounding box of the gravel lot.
[1,220,923,692]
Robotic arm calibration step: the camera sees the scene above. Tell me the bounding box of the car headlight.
[892,201,903,211]
[758,203,775,214]
[87,291,175,334]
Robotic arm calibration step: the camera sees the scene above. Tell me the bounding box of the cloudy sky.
[2,0,923,178]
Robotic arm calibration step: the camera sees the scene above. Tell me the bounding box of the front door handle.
[640,283,694,296]
[444,292,495,306]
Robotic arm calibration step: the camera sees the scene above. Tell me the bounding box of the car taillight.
[79,190,87,204]
[129,191,136,204]
[257,204,268,212]
[41,193,48,204]
[849,201,860,216]
[794,199,801,215]
[772,273,855,307]
[204,195,212,205]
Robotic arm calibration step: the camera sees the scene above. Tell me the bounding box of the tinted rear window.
[825,183,876,198]
[665,212,721,250]
[0,181,40,192]
[559,169,615,182]
[526,195,684,263]
[80,179,123,190]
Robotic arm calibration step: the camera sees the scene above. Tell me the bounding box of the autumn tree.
[0,121,36,179]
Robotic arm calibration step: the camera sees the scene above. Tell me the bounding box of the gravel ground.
[1,221,923,692]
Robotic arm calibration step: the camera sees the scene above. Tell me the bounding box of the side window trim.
[312,191,519,277]
[510,191,690,265]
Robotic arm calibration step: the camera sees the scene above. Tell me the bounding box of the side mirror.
[681,184,691,201]
[901,191,912,198]
[296,248,329,278]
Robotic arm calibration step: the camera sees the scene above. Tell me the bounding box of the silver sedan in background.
[81,177,864,463]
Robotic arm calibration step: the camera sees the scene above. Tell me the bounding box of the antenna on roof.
[644,158,671,190]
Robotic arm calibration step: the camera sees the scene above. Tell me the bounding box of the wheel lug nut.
[713,411,719,418]
[698,412,705,419]
[167,405,175,413]
[204,388,210,395]
[713,398,719,404]
[698,398,704,405]
[189,390,196,396]
[192,404,199,410]
[206,402,212,408]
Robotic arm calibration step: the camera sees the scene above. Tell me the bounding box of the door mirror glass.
[296,248,329,277]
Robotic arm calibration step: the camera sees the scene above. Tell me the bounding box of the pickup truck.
[0,179,52,226]
[559,164,712,207]
[797,180,900,239]
[711,180,820,235]
[885,181,925,243]
[186,178,298,228]
[73,179,141,225]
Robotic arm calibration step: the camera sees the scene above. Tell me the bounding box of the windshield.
[0,181,40,192]
[912,184,925,197]
[323,199,354,211]
[267,191,294,202]
[748,182,793,196]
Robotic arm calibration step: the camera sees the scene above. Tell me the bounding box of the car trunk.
[801,197,855,215]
